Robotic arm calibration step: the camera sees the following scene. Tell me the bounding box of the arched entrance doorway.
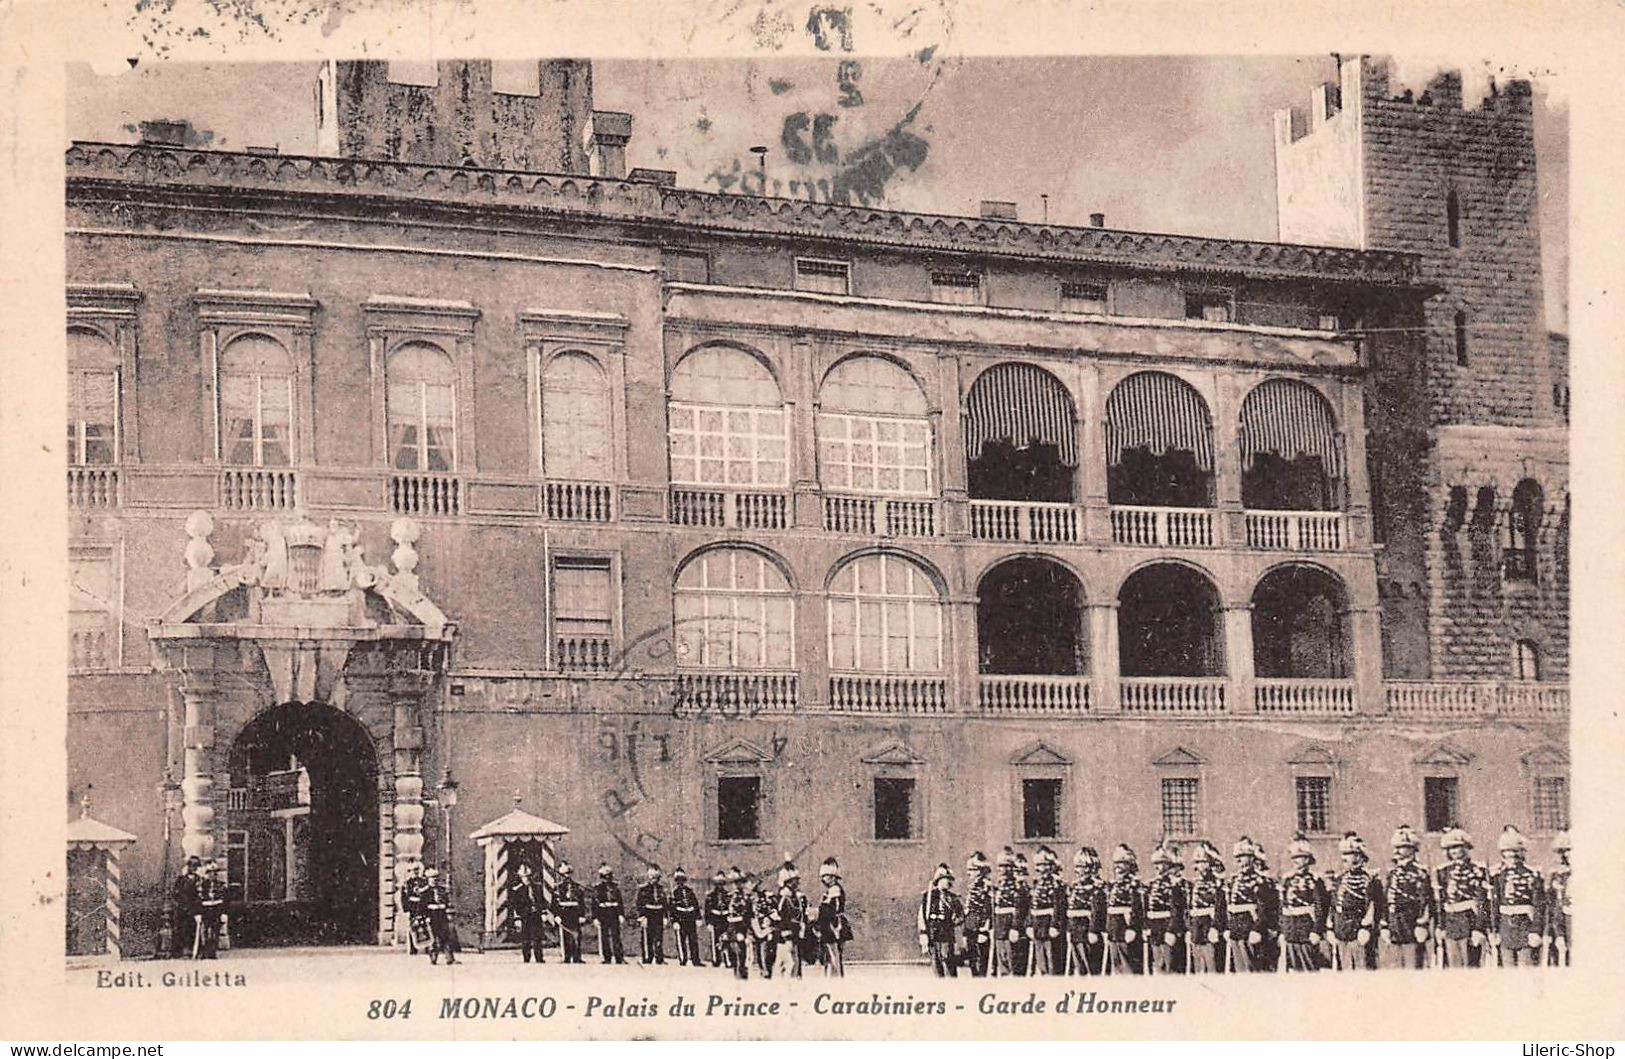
[225,702,379,946]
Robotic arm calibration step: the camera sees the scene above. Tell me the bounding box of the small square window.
[1424,776,1460,833]
[718,775,762,841]
[1318,313,1341,331]
[1185,290,1233,323]
[1021,777,1062,840]
[1160,777,1200,838]
[1532,775,1568,832]
[1060,281,1108,315]
[1295,775,1332,834]
[930,270,983,306]
[794,258,851,295]
[873,776,916,840]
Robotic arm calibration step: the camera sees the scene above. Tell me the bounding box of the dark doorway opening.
[1117,564,1224,677]
[1252,565,1350,678]
[977,558,1086,675]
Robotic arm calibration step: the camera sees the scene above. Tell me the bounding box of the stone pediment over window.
[861,741,926,766]
[1288,743,1341,767]
[1010,741,1070,768]
[704,738,772,766]
[1414,742,1473,768]
[1152,746,1207,768]
[1519,745,1567,769]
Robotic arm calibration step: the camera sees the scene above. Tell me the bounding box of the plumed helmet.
[516,863,534,876]
[1497,824,1528,853]
[820,857,840,878]
[673,867,688,880]
[1038,847,1059,867]
[997,847,1016,869]
[712,870,726,883]
[1286,835,1315,863]
[1232,836,1258,859]
[1111,843,1137,867]
[1390,824,1421,850]
[932,862,953,882]
[1338,831,1367,857]
[425,866,440,878]
[559,863,573,876]
[598,863,613,876]
[967,850,991,872]
[1194,842,1225,869]
[1150,845,1175,867]
[1072,846,1100,869]
[186,856,202,869]
[1551,831,1571,852]
[778,861,800,886]
[725,868,743,883]
[1166,843,1185,867]
[1440,827,1473,850]
[646,865,661,878]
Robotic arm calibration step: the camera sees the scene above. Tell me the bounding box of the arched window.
[1238,379,1344,511]
[67,329,118,466]
[977,558,1085,675]
[1118,563,1224,677]
[818,356,932,496]
[386,341,457,471]
[1251,565,1350,679]
[828,553,943,673]
[964,363,1077,502]
[668,346,787,487]
[220,334,294,466]
[1506,478,1543,582]
[542,353,612,480]
[674,548,794,669]
[1513,639,1541,681]
[1105,371,1214,507]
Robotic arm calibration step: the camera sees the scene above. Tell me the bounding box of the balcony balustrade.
[828,673,949,713]
[1254,678,1357,714]
[554,635,616,673]
[1245,510,1344,551]
[978,674,1091,714]
[822,495,937,537]
[391,472,461,516]
[1119,676,1227,714]
[674,670,798,715]
[969,499,1081,543]
[220,467,300,511]
[545,480,615,522]
[68,466,120,508]
[670,488,790,530]
[1110,505,1215,547]
[1385,681,1568,719]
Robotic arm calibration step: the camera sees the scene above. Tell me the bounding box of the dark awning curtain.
[1239,379,1343,477]
[1105,371,1214,471]
[964,363,1078,466]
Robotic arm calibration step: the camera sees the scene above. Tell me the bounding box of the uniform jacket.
[1225,866,1280,940]
[591,879,625,921]
[773,886,810,940]
[552,878,587,924]
[1186,872,1227,939]
[1489,862,1546,940]
[1381,860,1435,939]
[1434,859,1491,938]
[1547,866,1571,943]
[816,882,848,942]
[1145,873,1187,939]
[703,885,729,927]
[723,889,752,938]
[991,874,1031,933]
[1103,873,1145,942]
[173,872,203,917]
[1328,866,1382,942]
[1065,875,1107,939]
[1029,872,1066,932]
[635,881,669,921]
[1277,869,1330,943]
[918,886,965,944]
[750,888,776,938]
[399,875,429,918]
[964,875,994,935]
[422,882,453,918]
[510,880,548,924]
[670,883,701,923]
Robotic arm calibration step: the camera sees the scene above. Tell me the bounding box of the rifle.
[191,914,203,960]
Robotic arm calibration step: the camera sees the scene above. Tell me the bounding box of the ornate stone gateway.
[149,512,454,944]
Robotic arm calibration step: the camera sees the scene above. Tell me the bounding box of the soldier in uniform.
[635,865,669,965]
[748,872,775,976]
[918,863,965,977]
[669,867,703,967]
[1435,827,1490,969]
[196,861,227,960]
[771,860,811,978]
[1145,845,1187,974]
[171,856,203,959]
[963,851,994,977]
[1380,824,1435,969]
[723,868,751,979]
[422,867,459,965]
[1185,842,1226,974]
[704,870,730,967]
[816,858,849,977]
[1011,852,1034,974]
[1224,837,1278,973]
[591,863,627,965]
[398,862,429,955]
[553,862,588,964]
[510,862,551,964]
[1546,831,1570,966]
[1027,847,1065,975]
[1279,836,1329,972]
[1489,825,1546,967]
[990,848,1030,977]
[1103,844,1146,975]
[1064,847,1106,976]
[1328,832,1381,971]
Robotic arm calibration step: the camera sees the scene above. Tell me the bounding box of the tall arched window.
[1105,371,1214,507]
[668,345,787,487]
[1513,639,1541,681]
[1251,565,1351,679]
[542,352,612,480]
[387,341,457,471]
[674,548,794,669]
[67,329,119,465]
[1238,379,1344,511]
[828,553,943,673]
[964,362,1077,503]
[220,334,294,466]
[1118,563,1224,677]
[818,356,932,496]
[1506,478,1543,582]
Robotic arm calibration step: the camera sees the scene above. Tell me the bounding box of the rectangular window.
[222,372,293,467]
[1021,777,1062,840]
[1185,290,1233,323]
[717,775,762,841]
[69,551,116,672]
[552,557,614,670]
[817,413,933,496]
[1295,775,1332,834]
[1160,777,1200,837]
[667,403,787,487]
[224,830,248,897]
[388,378,456,472]
[68,370,118,465]
[1532,775,1569,832]
[794,258,851,295]
[386,61,438,87]
[1424,776,1461,833]
[1454,311,1470,367]
[1318,313,1341,332]
[491,60,539,96]
[873,776,916,841]
[1060,281,1108,315]
[930,270,983,306]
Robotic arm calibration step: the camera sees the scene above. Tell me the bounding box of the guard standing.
[990,848,1030,977]
[669,867,703,967]
[1145,845,1187,974]
[1028,847,1065,975]
[1435,828,1490,968]
[553,862,588,964]
[748,873,775,976]
[1489,825,1546,967]
[1546,832,1570,965]
[1279,836,1329,972]
[398,862,429,955]
[704,870,729,967]
[816,858,849,977]
[635,865,669,965]
[196,861,226,960]
[1104,844,1146,975]
[918,863,965,977]
[592,863,626,965]
[963,851,994,977]
[171,856,203,959]
[1328,832,1381,971]
[723,868,751,979]
[771,861,810,978]
[422,867,459,965]
[1185,842,1226,974]
[1381,824,1435,969]
[1064,847,1107,976]
[1224,837,1278,973]
[510,863,551,964]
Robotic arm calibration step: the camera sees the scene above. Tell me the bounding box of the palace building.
[65,56,1567,959]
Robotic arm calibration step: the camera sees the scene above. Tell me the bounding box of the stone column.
[1212,373,1245,549]
[937,355,967,537]
[1348,604,1386,714]
[1223,602,1256,714]
[1339,383,1374,549]
[1087,602,1120,713]
[1078,362,1110,543]
[789,336,821,529]
[179,683,216,861]
[949,592,979,714]
[387,671,429,940]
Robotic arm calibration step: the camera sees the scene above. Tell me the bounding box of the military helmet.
[1286,835,1315,863]
[1232,836,1259,859]
[712,869,726,883]
[1497,824,1529,853]
[425,866,440,878]
[996,847,1016,869]
[1150,845,1175,867]
[673,867,688,881]
[598,863,613,876]
[1037,846,1058,867]
[1440,827,1473,850]
[1193,842,1225,869]
[967,850,991,873]
[1111,843,1137,867]
[932,862,953,882]
[778,860,800,886]
[726,868,744,884]
[186,856,202,869]
[559,862,574,876]
[646,865,661,878]
[1072,846,1100,869]
[1390,824,1421,850]
[1338,831,1367,857]
[516,863,534,877]
[1551,831,1571,852]
[821,857,841,879]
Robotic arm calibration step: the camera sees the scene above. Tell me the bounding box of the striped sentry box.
[105,849,122,958]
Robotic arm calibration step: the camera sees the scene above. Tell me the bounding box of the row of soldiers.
[917,824,1572,975]
[428,856,851,976]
